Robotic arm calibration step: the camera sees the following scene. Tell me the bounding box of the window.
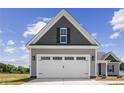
[60,28,67,43]
[41,57,50,60]
[76,57,86,60]
[108,65,114,72]
[53,57,62,60]
[65,57,74,60]
[32,56,36,61]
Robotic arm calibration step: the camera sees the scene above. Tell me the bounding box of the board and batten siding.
[31,49,96,77]
[34,16,93,45]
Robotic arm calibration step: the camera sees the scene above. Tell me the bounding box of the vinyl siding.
[30,49,96,77]
[34,16,93,45]
[107,63,120,76]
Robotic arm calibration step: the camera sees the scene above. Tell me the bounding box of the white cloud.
[1,56,29,67]
[20,40,25,44]
[122,57,124,62]
[0,30,2,34]
[91,33,97,38]
[109,9,124,39]
[110,9,124,31]
[41,17,51,22]
[21,54,29,59]
[7,40,15,45]
[0,39,5,46]
[101,43,116,47]
[4,47,17,54]
[37,17,52,22]
[19,45,26,50]
[23,21,46,38]
[109,32,120,39]
[23,17,52,38]
[19,44,29,53]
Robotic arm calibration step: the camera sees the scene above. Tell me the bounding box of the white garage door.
[36,54,90,78]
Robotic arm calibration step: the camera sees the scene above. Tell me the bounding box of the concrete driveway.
[24,79,104,85]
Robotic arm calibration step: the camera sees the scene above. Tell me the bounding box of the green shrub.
[0,68,3,72]
[0,62,29,74]
[120,63,124,70]
[117,76,122,78]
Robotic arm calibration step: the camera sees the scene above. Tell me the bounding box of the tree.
[10,66,18,73]
[0,62,29,74]
[0,63,4,72]
[18,66,26,73]
[120,63,124,71]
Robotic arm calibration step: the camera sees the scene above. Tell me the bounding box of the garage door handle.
[62,65,64,68]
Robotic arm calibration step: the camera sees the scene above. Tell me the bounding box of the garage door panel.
[63,61,89,78]
[37,61,63,78]
[37,54,90,78]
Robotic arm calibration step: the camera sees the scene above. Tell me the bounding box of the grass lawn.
[95,76,124,81]
[0,73,32,85]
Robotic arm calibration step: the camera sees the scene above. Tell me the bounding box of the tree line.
[120,63,124,71]
[0,63,29,74]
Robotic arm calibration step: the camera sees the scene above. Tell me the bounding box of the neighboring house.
[26,9,121,78]
[97,52,120,76]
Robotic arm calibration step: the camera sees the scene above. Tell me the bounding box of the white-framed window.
[108,65,114,72]
[60,28,67,43]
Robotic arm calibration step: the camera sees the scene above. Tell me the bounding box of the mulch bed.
[95,76,124,81]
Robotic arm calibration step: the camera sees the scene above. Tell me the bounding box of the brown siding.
[35,16,92,45]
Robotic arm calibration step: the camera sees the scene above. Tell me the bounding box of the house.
[97,52,120,76]
[26,9,121,78]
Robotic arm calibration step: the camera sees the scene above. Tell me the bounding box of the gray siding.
[97,63,119,76]
[107,63,120,76]
[35,16,93,45]
[105,55,119,62]
[31,49,96,77]
[101,64,106,75]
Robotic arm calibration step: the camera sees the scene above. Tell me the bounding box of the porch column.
[105,63,108,76]
[118,63,120,75]
[95,50,97,77]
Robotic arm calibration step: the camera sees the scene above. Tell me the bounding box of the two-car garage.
[36,54,90,78]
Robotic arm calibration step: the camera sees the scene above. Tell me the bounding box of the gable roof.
[102,51,121,62]
[26,9,100,47]
[97,52,106,60]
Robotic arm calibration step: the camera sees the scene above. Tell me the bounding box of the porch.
[97,60,120,76]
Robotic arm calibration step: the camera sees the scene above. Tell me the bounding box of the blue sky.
[0,8,124,67]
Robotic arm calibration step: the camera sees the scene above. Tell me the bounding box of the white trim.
[106,63,108,76]
[27,45,99,49]
[29,49,31,76]
[88,54,91,79]
[95,49,97,76]
[118,63,120,75]
[26,9,100,47]
[60,28,67,44]
[108,62,120,64]
[36,54,38,78]
[103,52,121,62]
[97,60,120,64]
